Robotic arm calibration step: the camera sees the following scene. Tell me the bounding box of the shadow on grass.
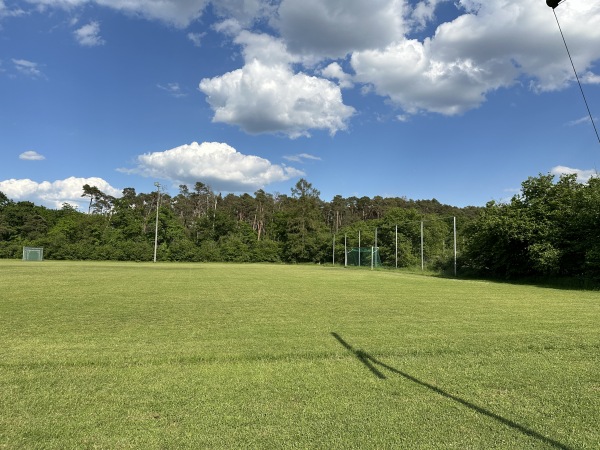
[438,271,600,291]
[331,332,571,450]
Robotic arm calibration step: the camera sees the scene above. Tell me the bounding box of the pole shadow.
[331,332,571,450]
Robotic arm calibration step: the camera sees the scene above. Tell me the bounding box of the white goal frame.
[23,247,44,261]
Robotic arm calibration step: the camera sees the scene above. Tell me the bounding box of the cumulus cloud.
[551,166,598,183]
[452,1,600,91]
[19,150,46,161]
[275,0,407,58]
[26,0,209,28]
[352,39,507,115]
[201,0,600,123]
[234,30,295,66]
[12,59,43,78]
[320,62,353,89]
[200,60,355,137]
[211,0,274,26]
[19,0,273,27]
[120,141,305,192]
[0,177,121,209]
[195,27,356,137]
[349,0,600,115]
[410,0,447,30]
[74,21,104,46]
[213,18,243,36]
[19,0,600,120]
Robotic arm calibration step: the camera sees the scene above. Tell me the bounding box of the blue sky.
[1,0,599,210]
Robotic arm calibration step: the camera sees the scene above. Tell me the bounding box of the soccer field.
[1,261,598,449]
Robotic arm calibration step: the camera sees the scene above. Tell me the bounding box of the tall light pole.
[153,182,161,263]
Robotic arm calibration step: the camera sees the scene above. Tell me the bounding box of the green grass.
[1,260,599,449]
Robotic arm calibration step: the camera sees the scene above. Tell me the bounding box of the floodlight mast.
[453,216,457,277]
[153,182,161,263]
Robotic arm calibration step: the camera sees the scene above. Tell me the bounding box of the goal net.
[346,247,382,268]
[23,247,43,261]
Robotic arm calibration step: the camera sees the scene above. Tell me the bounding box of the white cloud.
[551,166,598,183]
[19,150,46,161]
[199,59,354,138]
[121,141,305,192]
[430,0,600,92]
[410,0,446,30]
[12,59,44,78]
[352,39,503,115]
[320,62,353,89]
[16,0,273,27]
[283,153,322,163]
[74,21,104,46]
[0,177,121,209]
[200,0,600,123]
[199,30,355,137]
[0,0,26,18]
[349,0,600,115]
[213,18,243,36]
[21,0,600,120]
[234,30,296,66]
[275,0,408,58]
[26,0,209,28]
[582,72,600,84]
[187,31,204,47]
[567,116,598,127]
[157,82,187,98]
[211,0,274,26]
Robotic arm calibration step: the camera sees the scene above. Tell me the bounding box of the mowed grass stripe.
[1,261,599,449]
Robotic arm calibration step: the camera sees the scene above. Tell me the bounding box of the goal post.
[346,247,382,268]
[23,247,43,261]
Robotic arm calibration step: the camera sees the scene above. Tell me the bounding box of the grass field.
[1,260,599,449]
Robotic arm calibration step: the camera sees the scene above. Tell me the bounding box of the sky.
[1,0,599,210]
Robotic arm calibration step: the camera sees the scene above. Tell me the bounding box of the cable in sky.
[547,0,600,146]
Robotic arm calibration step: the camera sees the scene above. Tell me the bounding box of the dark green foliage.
[6,172,600,281]
[0,180,474,269]
[463,173,600,280]
[276,179,328,263]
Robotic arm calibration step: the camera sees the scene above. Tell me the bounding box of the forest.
[2,174,600,281]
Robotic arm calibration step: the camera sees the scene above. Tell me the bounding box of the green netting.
[346,247,382,267]
[23,247,43,261]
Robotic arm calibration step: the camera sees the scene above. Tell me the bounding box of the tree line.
[463,173,600,281]
[1,174,599,281]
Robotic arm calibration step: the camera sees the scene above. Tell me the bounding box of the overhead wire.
[551,2,600,145]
